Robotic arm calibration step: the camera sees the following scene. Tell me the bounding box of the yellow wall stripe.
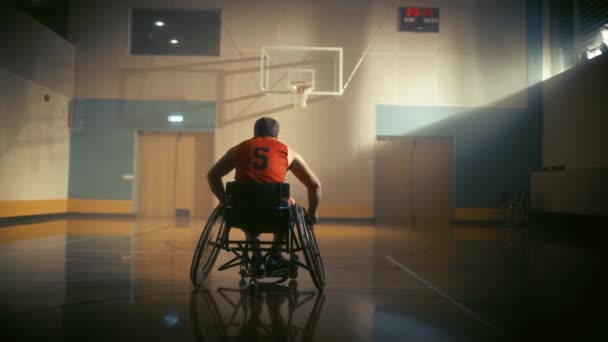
[453,227,512,240]
[0,199,68,218]
[0,201,497,222]
[68,199,133,214]
[319,205,373,219]
[454,208,500,221]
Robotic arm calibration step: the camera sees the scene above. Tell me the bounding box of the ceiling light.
[155,21,164,27]
[170,39,179,44]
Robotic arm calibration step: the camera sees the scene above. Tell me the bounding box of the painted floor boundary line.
[385,255,512,341]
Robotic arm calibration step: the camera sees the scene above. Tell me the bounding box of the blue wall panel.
[376,105,540,208]
[69,99,215,200]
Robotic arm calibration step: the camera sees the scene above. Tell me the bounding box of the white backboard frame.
[260,46,344,96]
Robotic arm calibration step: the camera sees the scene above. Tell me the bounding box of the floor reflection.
[190,282,325,341]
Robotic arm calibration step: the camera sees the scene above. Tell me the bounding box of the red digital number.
[405,7,435,18]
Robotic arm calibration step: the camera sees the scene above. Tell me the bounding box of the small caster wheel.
[289,267,298,279]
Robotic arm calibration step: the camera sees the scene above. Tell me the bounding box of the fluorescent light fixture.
[170,39,179,44]
[155,21,165,27]
[168,115,183,123]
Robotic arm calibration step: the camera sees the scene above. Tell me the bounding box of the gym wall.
[68,0,536,219]
[0,9,75,218]
[532,53,608,216]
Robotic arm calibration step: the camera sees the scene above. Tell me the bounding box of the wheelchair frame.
[190,203,325,290]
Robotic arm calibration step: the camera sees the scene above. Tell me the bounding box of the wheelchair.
[190,182,326,290]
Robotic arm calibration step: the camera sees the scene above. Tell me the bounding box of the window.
[579,0,608,59]
[130,9,221,56]
[547,0,608,75]
[549,0,577,74]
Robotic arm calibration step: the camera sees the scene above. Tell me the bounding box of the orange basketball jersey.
[235,137,289,183]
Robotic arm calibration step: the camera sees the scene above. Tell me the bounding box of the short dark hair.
[254,117,280,138]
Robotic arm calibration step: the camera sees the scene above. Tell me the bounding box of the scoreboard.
[398,7,440,33]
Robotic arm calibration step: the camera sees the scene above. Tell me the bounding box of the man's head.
[254,117,280,138]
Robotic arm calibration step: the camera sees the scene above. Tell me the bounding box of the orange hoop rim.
[289,81,314,94]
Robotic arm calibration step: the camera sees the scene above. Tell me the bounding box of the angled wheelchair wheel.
[294,206,326,290]
[190,205,226,287]
[303,212,326,286]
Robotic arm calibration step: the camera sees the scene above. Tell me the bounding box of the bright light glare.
[155,21,164,27]
[586,48,602,60]
[168,115,183,123]
[170,39,179,44]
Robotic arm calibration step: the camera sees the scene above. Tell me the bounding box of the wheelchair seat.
[225,182,290,233]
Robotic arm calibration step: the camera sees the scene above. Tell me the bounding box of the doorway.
[375,137,453,227]
[136,132,213,217]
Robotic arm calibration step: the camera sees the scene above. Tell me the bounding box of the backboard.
[260,46,343,96]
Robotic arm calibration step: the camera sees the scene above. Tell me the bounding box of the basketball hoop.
[289,81,314,108]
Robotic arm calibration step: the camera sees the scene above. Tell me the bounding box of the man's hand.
[304,209,317,226]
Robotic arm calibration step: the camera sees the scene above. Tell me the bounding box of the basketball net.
[289,81,313,108]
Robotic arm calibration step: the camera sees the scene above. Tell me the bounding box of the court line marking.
[385,255,511,341]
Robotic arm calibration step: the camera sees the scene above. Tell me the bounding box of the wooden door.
[375,137,453,226]
[137,132,213,217]
[175,134,196,214]
[137,133,177,216]
[192,133,214,217]
[375,138,414,224]
[412,138,453,227]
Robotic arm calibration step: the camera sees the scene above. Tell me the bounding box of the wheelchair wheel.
[303,213,325,286]
[190,205,226,286]
[294,206,326,290]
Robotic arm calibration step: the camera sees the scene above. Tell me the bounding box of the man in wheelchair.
[206,117,322,278]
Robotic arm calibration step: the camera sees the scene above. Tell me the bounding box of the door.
[137,133,177,216]
[375,138,414,224]
[412,138,453,227]
[137,132,213,217]
[375,137,453,227]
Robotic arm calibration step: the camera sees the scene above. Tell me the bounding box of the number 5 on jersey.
[252,147,269,170]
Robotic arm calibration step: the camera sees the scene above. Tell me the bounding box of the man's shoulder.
[275,139,288,148]
[236,137,289,150]
[235,138,253,148]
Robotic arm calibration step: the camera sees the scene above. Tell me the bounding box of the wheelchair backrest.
[225,182,291,232]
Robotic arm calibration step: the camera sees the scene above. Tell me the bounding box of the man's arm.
[288,149,321,222]
[207,147,237,203]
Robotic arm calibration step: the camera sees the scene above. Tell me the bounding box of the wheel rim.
[190,205,225,286]
[300,207,325,286]
[305,221,325,285]
[198,220,224,282]
[294,206,324,290]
